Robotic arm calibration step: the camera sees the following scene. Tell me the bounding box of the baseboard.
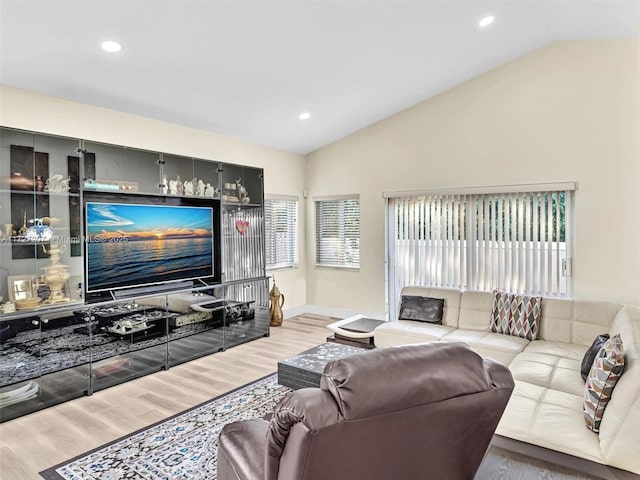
[283,304,387,321]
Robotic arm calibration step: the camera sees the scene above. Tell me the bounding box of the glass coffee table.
[277,342,368,390]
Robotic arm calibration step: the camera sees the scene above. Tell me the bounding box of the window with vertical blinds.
[315,195,360,268]
[386,184,574,316]
[265,196,298,269]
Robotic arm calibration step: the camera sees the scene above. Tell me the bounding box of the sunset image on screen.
[86,202,214,292]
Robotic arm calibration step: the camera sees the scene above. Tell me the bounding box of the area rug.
[40,374,291,480]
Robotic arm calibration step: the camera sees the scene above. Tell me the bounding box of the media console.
[0,126,269,422]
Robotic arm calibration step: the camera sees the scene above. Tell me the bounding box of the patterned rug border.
[39,372,278,480]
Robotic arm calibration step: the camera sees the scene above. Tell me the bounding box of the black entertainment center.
[0,126,269,422]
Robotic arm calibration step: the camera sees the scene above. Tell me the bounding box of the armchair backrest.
[266,343,514,480]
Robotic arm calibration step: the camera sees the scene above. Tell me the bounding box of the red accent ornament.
[235,220,249,235]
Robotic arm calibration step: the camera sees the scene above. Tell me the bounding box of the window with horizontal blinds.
[387,187,574,316]
[315,196,360,268]
[264,196,298,269]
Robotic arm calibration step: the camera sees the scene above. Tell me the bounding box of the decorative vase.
[269,281,285,327]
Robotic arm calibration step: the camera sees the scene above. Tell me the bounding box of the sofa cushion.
[523,340,587,361]
[458,291,493,330]
[442,329,529,353]
[490,291,542,341]
[583,334,625,433]
[497,380,604,464]
[537,299,622,347]
[398,295,444,324]
[441,329,529,367]
[581,334,610,381]
[509,351,585,397]
[374,321,454,348]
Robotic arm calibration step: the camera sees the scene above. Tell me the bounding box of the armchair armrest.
[266,388,341,479]
[218,418,269,480]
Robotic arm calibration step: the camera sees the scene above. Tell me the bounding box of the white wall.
[0,85,308,309]
[305,39,640,315]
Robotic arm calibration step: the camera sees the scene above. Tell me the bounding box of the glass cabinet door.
[166,285,225,366]
[161,155,219,198]
[223,278,269,350]
[0,128,83,318]
[0,315,42,422]
[83,141,161,195]
[222,204,265,282]
[36,309,91,410]
[193,158,220,199]
[220,164,263,207]
[88,295,170,392]
[220,164,265,282]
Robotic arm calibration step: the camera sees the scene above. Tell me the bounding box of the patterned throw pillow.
[583,334,625,433]
[490,291,542,341]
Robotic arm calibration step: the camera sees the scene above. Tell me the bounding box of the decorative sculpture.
[44,174,71,193]
[41,243,70,304]
[269,279,285,327]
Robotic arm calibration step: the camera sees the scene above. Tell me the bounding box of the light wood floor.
[0,314,334,479]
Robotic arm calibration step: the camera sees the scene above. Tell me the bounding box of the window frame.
[264,194,299,270]
[385,182,575,317]
[314,194,361,269]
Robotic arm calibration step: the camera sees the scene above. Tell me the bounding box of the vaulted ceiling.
[1,0,639,154]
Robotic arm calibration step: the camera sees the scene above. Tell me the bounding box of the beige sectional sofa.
[374,287,640,477]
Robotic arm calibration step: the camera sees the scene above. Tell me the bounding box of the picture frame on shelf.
[7,274,37,302]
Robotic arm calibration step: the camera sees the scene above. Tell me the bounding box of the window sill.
[266,265,298,272]
[314,265,360,272]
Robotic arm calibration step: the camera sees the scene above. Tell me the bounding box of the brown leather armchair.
[217,342,514,480]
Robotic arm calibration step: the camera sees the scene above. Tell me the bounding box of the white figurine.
[169,179,178,195]
[162,175,168,194]
[1,302,15,314]
[198,179,205,196]
[205,183,215,197]
[184,180,194,195]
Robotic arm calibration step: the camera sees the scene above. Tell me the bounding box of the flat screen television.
[83,192,221,294]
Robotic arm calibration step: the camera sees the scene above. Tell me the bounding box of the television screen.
[84,193,220,293]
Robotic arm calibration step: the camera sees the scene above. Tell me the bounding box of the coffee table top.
[279,342,366,375]
[339,317,385,333]
[327,314,386,339]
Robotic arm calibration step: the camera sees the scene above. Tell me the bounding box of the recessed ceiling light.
[478,15,495,28]
[299,112,311,120]
[101,40,123,53]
